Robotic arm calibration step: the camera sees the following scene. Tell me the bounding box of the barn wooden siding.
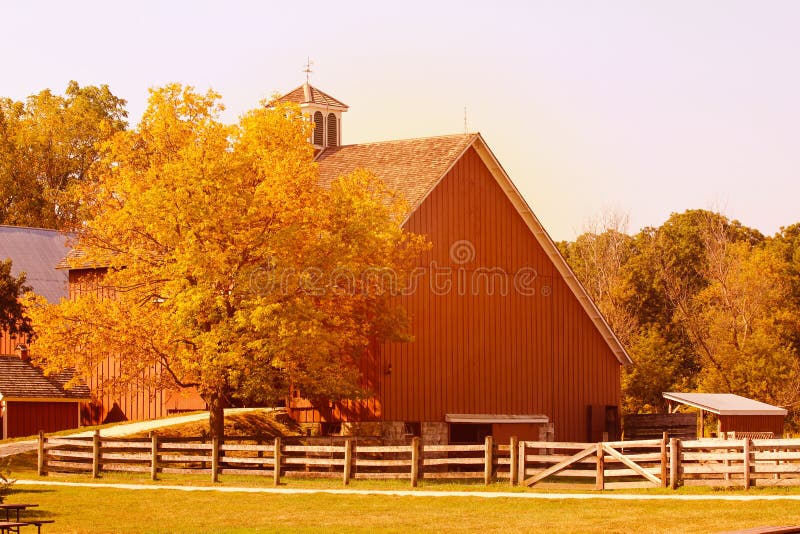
[0,330,26,355]
[291,147,621,441]
[68,269,206,425]
[4,401,78,438]
[719,414,785,437]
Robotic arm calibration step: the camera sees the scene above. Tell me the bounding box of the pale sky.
[3,1,798,241]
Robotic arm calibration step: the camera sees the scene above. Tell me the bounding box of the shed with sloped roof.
[0,354,90,438]
[663,392,787,437]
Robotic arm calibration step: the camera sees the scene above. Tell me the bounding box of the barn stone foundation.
[381,422,406,443]
[421,422,448,445]
[341,421,383,437]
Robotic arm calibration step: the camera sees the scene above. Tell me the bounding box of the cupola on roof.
[273,81,348,149]
[276,82,348,111]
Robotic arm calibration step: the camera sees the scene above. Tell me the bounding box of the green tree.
[0,260,32,339]
[25,85,428,438]
[0,81,127,229]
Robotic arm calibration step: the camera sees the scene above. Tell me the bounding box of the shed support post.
[92,430,100,478]
[509,436,518,486]
[273,436,281,487]
[699,409,704,438]
[37,431,46,477]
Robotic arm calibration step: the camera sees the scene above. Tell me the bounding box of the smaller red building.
[0,353,91,438]
[663,392,787,438]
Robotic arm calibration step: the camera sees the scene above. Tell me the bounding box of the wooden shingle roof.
[0,355,91,401]
[276,83,348,110]
[316,134,477,210]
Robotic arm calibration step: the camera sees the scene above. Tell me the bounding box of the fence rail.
[36,432,800,489]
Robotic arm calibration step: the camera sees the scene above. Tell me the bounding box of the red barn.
[54,82,632,441]
[280,83,633,443]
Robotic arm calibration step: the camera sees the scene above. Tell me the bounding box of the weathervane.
[303,57,314,83]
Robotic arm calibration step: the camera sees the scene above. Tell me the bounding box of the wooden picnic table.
[0,504,53,533]
[0,505,37,523]
[0,522,26,534]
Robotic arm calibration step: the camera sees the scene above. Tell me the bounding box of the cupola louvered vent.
[313,112,324,146]
[327,113,338,147]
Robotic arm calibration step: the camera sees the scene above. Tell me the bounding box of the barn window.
[321,422,342,436]
[313,111,324,145]
[449,423,492,444]
[327,113,338,147]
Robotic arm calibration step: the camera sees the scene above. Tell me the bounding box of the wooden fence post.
[410,437,420,488]
[150,433,159,481]
[37,431,46,477]
[343,438,352,486]
[517,440,526,486]
[660,432,668,488]
[211,436,219,483]
[509,436,518,486]
[92,430,101,478]
[669,438,681,489]
[484,435,493,485]
[743,438,751,490]
[722,431,731,482]
[595,441,604,490]
[273,436,281,487]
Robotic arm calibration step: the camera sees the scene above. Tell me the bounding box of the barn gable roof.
[0,355,91,402]
[0,226,69,302]
[316,133,633,366]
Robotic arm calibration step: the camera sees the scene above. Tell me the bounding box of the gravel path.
[0,408,263,458]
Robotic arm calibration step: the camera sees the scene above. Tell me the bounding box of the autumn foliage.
[25,85,428,437]
[560,210,800,429]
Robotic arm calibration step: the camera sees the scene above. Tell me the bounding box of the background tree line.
[559,210,800,429]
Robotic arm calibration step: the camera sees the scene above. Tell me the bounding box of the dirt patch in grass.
[128,409,301,440]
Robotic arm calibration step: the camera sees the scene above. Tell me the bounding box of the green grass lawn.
[6,483,800,533]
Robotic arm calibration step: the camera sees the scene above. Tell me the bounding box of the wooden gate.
[520,438,668,489]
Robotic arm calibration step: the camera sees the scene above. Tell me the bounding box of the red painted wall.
[68,269,206,425]
[5,401,79,438]
[719,414,785,437]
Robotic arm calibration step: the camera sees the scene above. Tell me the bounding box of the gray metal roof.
[662,392,788,416]
[0,226,69,302]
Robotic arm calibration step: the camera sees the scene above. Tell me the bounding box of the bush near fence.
[36,432,800,489]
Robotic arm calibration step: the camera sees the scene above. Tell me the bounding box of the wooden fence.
[37,432,508,487]
[37,432,800,489]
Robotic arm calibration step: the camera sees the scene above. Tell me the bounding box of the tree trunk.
[207,392,226,440]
